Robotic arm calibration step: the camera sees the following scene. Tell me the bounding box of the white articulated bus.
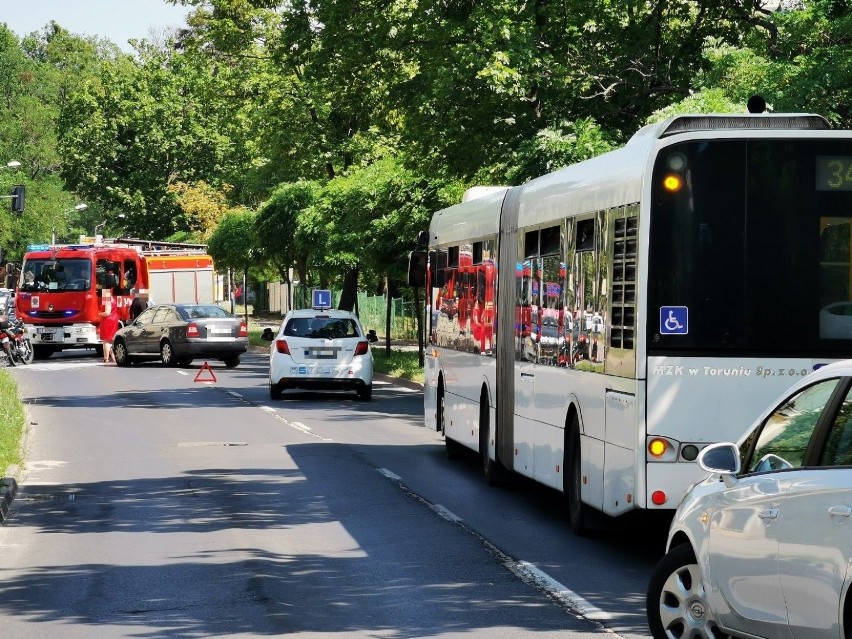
[409,112,852,534]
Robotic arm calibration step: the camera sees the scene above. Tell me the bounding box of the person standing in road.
[99,292,119,364]
[128,288,144,322]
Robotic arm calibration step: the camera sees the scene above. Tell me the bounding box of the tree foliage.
[0,0,851,296]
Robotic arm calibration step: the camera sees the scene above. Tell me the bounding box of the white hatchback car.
[647,359,852,639]
[263,308,377,401]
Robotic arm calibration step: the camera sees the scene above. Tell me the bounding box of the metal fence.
[292,287,419,341]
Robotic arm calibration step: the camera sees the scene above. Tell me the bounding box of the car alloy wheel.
[646,544,731,639]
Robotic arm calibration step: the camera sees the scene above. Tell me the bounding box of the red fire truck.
[16,239,215,358]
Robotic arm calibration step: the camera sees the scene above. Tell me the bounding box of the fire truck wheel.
[160,340,177,366]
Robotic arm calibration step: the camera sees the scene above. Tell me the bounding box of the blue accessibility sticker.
[660,306,688,335]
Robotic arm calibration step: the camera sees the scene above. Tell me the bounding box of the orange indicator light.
[649,438,668,457]
[662,174,683,192]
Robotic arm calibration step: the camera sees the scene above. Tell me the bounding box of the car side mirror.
[698,442,740,488]
[367,329,378,343]
[261,327,275,341]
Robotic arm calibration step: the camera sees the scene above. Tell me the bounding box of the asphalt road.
[0,349,665,638]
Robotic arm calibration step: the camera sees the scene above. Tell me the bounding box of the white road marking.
[432,504,462,522]
[377,466,620,634]
[516,561,612,622]
[10,360,100,372]
[377,468,401,481]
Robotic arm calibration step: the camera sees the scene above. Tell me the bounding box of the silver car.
[647,359,852,639]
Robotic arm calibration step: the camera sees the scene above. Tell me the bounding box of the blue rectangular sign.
[312,289,332,309]
[660,306,688,335]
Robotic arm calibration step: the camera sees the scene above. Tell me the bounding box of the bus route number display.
[816,156,852,191]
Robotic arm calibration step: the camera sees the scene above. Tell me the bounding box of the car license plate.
[37,327,54,334]
[306,348,338,359]
[208,323,230,335]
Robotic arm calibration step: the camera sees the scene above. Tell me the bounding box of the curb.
[374,373,423,392]
[0,477,17,524]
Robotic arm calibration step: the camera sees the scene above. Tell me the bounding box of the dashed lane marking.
[376,467,619,634]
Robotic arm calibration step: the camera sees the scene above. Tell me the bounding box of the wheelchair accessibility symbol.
[660,306,688,335]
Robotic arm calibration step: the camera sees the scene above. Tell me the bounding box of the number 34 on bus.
[409,111,852,535]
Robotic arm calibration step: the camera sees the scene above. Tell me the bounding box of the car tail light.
[238,321,247,337]
[187,322,200,338]
[354,340,369,356]
[275,339,290,354]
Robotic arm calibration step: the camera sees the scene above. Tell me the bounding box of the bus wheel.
[565,413,590,535]
[480,392,502,485]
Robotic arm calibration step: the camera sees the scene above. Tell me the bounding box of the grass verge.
[0,369,24,476]
[371,347,423,384]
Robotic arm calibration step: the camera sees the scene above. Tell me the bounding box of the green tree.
[58,41,250,239]
[254,180,321,288]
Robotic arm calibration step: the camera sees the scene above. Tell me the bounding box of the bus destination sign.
[816,156,852,191]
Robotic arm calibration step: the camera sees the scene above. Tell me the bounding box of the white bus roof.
[430,113,843,243]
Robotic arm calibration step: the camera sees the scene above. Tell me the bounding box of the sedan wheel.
[160,340,177,366]
[223,355,240,368]
[646,544,730,639]
[114,340,130,366]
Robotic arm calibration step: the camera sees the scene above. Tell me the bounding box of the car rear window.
[181,305,233,319]
[284,317,360,338]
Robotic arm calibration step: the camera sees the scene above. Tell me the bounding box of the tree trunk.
[414,282,423,367]
[338,266,359,311]
[385,275,392,356]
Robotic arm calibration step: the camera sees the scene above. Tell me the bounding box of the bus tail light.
[647,436,678,462]
[275,339,290,354]
[354,340,369,356]
[186,322,199,338]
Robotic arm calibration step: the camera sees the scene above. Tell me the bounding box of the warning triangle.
[194,361,218,383]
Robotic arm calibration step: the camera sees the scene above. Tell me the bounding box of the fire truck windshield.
[20,258,93,292]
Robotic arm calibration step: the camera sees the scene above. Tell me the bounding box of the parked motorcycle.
[6,318,33,365]
[0,315,32,366]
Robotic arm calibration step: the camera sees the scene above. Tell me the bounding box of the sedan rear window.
[285,317,360,339]
[180,305,233,319]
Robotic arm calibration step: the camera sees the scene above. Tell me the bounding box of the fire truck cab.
[17,239,215,359]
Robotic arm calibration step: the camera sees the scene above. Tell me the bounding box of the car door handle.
[758,508,779,521]
[828,505,852,518]
[521,372,534,380]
